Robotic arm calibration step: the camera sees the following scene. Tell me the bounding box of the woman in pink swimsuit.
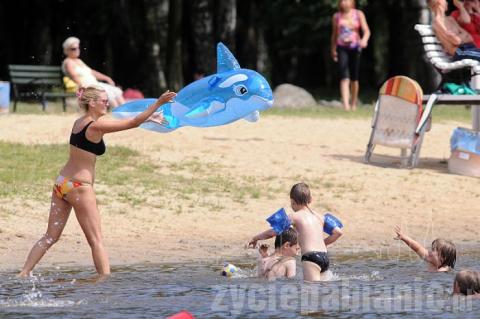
[331,0,370,111]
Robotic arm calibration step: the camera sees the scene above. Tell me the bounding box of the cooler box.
[0,81,10,113]
[448,127,480,177]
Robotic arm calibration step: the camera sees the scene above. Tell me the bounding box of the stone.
[272,83,317,109]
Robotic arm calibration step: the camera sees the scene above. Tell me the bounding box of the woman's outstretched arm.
[92,90,177,134]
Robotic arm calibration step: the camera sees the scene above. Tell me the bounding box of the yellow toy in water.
[222,263,238,277]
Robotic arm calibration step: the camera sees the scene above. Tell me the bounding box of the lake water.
[1,250,479,318]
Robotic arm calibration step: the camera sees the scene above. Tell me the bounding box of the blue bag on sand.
[450,127,480,155]
[323,213,343,236]
[267,208,291,235]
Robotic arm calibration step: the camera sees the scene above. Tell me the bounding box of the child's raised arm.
[394,225,429,260]
[248,229,276,248]
[324,227,343,246]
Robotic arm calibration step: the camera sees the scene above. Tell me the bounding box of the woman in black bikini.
[19,85,176,277]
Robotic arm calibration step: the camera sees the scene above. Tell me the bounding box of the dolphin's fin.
[185,98,225,119]
[217,42,240,73]
[243,111,260,122]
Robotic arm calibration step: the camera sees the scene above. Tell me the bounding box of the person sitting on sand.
[18,85,176,277]
[257,227,299,280]
[394,226,456,272]
[453,269,480,296]
[249,183,343,281]
[62,37,126,108]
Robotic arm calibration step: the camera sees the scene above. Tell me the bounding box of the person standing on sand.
[19,85,176,277]
[331,0,370,111]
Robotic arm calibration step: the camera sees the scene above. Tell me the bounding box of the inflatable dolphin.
[113,43,274,133]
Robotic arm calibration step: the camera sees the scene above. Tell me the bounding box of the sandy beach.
[0,113,479,272]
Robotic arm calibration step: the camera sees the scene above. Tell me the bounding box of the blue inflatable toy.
[323,213,343,236]
[266,208,343,235]
[113,43,274,132]
[267,208,291,235]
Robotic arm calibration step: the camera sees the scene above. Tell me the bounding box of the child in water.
[249,183,343,281]
[453,270,480,296]
[257,227,299,280]
[394,226,456,272]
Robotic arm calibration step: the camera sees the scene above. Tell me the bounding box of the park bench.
[8,64,75,112]
[415,24,480,131]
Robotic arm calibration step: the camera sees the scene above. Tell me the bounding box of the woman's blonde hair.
[62,36,80,55]
[76,85,106,111]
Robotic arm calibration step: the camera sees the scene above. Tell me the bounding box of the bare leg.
[116,95,125,106]
[351,80,359,111]
[68,185,110,275]
[302,261,330,282]
[108,99,119,108]
[19,192,72,277]
[340,79,351,111]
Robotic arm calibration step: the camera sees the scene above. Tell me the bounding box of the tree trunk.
[214,0,236,51]
[167,0,184,91]
[143,0,169,94]
[190,0,215,74]
[236,0,259,70]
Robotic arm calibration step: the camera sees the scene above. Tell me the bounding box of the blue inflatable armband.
[323,213,343,235]
[266,208,291,235]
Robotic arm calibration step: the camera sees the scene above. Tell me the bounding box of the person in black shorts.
[331,0,370,111]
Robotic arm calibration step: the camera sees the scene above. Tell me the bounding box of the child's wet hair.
[274,228,298,249]
[454,270,480,295]
[431,238,456,269]
[290,182,312,206]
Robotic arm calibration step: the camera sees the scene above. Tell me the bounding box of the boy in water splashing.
[249,183,343,281]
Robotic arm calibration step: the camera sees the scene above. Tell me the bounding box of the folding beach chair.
[365,76,434,168]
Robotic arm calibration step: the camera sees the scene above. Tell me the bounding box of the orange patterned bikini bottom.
[53,175,85,200]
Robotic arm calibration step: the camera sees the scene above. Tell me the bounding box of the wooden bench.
[415,24,480,131]
[8,64,76,112]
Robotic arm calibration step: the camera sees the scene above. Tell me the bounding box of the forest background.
[0,0,443,99]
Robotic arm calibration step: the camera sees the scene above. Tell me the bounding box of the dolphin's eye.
[234,85,248,96]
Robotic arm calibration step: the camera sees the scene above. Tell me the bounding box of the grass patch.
[264,104,472,123]
[0,142,276,211]
[6,101,78,114]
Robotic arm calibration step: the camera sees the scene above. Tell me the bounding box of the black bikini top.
[70,121,106,156]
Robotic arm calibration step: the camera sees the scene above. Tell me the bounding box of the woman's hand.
[146,111,168,125]
[106,76,115,86]
[360,38,368,49]
[155,90,177,107]
[331,49,338,62]
[453,0,464,9]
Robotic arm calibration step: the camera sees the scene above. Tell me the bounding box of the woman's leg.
[340,79,351,111]
[349,49,361,111]
[19,192,72,277]
[115,94,125,106]
[68,186,110,275]
[350,81,359,111]
[337,47,351,110]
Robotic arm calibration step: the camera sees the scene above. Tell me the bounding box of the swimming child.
[249,182,343,281]
[257,227,299,280]
[394,225,456,272]
[453,270,480,296]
